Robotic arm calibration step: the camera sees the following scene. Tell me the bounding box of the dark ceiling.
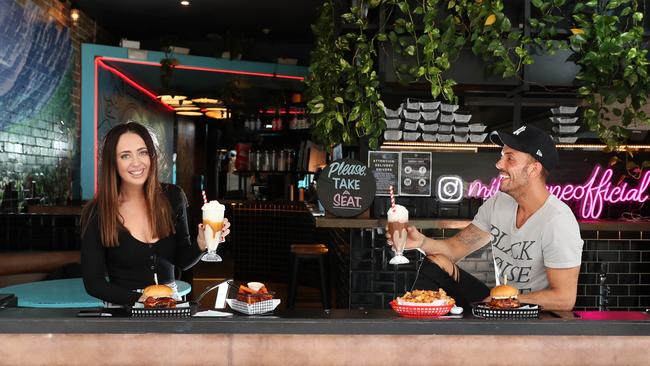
[77,0,321,63]
[82,1,316,108]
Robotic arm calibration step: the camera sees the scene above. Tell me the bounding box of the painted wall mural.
[0,0,75,210]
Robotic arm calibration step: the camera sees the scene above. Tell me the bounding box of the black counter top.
[314,217,650,231]
[2,308,650,336]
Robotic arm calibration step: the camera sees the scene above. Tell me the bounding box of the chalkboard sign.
[368,151,400,196]
[400,152,432,196]
[317,158,376,217]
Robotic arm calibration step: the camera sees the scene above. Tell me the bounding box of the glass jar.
[262,150,271,171]
[248,150,257,171]
[277,150,287,171]
[270,150,277,171]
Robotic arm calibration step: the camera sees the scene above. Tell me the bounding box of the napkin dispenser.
[0,294,17,308]
[195,279,233,310]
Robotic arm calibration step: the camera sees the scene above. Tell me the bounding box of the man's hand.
[385,225,425,252]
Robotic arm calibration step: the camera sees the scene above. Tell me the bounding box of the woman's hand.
[385,225,426,251]
[197,218,231,251]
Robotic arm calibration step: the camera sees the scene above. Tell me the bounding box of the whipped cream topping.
[387,204,409,223]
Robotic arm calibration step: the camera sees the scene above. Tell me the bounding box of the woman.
[81,122,230,305]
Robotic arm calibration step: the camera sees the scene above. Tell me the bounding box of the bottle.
[270,150,277,171]
[248,150,257,171]
[278,150,287,171]
[287,149,295,171]
[262,150,270,171]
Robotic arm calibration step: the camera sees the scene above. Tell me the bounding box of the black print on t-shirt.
[489,225,533,285]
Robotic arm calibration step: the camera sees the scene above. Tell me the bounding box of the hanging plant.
[570,0,650,149]
[384,0,463,102]
[159,46,180,94]
[383,0,531,102]
[529,0,571,55]
[459,0,533,78]
[306,0,385,150]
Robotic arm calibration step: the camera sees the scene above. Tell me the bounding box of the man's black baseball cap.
[490,125,559,172]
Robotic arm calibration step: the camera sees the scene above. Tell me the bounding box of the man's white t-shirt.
[471,192,583,293]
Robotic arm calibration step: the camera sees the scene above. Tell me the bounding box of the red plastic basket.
[390,300,454,318]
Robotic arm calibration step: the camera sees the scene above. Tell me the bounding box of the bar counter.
[1,308,650,365]
[314,217,650,231]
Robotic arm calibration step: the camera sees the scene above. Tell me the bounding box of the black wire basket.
[127,302,198,318]
[471,302,541,319]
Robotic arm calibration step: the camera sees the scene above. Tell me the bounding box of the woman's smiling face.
[115,132,150,188]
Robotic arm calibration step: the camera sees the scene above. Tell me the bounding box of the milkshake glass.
[388,204,409,265]
[202,200,226,262]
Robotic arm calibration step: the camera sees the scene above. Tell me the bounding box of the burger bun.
[143,284,173,299]
[490,284,519,300]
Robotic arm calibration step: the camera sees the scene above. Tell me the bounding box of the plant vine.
[306,0,385,150]
[570,0,650,149]
[383,0,532,102]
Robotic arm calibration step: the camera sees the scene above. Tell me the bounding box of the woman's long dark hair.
[81,122,174,247]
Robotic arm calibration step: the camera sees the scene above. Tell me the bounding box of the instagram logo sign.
[436,175,464,203]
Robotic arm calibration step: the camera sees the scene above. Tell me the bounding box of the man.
[387,125,583,310]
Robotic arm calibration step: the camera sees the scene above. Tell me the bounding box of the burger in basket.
[142,284,177,308]
[397,289,455,307]
[487,284,521,309]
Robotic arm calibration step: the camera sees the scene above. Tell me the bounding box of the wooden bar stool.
[287,244,329,309]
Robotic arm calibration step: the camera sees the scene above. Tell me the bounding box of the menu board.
[316,158,376,217]
[399,152,432,196]
[367,151,400,196]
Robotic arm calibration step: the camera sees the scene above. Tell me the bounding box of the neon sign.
[466,165,650,219]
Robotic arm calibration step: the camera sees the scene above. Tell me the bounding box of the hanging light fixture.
[157,95,187,103]
[174,106,201,111]
[176,111,203,116]
[205,109,230,119]
[70,2,80,24]
[192,97,222,104]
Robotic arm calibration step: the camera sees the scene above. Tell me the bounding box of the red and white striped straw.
[201,190,208,205]
[389,185,396,212]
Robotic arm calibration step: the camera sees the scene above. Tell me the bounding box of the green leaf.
[431,84,441,98]
[335,112,344,125]
[405,45,416,56]
[312,103,325,114]
[531,0,543,8]
[334,97,344,104]
[500,18,511,32]
[398,2,408,14]
[585,0,597,7]
[633,12,643,22]
[377,33,388,42]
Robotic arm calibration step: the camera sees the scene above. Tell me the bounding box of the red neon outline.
[94,57,99,194]
[98,56,305,81]
[96,59,174,111]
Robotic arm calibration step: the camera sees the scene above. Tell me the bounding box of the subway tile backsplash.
[571,236,649,311]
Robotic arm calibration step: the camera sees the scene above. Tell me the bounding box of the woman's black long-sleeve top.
[81,184,205,305]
